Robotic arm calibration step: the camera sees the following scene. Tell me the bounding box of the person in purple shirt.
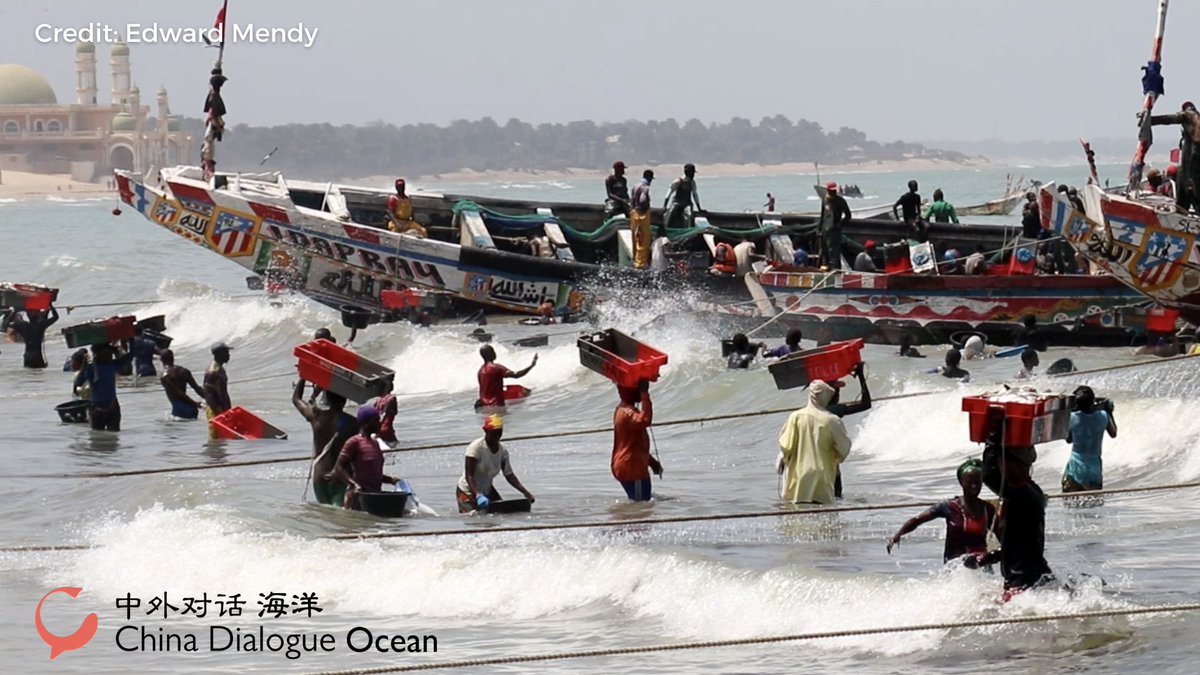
[327,406,397,511]
[762,328,803,359]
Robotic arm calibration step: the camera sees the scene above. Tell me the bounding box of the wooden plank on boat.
[541,221,576,261]
[458,210,497,249]
[744,273,776,317]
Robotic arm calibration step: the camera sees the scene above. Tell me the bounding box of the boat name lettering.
[264,224,446,287]
[178,211,210,235]
[488,278,557,306]
[319,269,399,302]
[1088,229,1135,266]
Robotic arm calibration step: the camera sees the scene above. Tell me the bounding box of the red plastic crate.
[1,283,59,312]
[1146,307,1180,333]
[768,339,864,390]
[61,315,137,348]
[293,339,395,403]
[962,394,1072,446]
[504,384,530,402]
[211,406,288,440]
[381,289,423,309]
[578,329,668,388]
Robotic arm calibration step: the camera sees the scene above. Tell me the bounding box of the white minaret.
[156,85,170,127]
[110,42,131,107]
[75,41,97,105]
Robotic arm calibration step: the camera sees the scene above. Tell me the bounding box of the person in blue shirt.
[1062,386,1118,492]
[130,328,161,377]
[74,343,134,431]
[763,328,803,359]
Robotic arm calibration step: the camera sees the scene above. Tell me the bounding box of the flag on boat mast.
[201,0,230,181]
[1127,0,1170,195]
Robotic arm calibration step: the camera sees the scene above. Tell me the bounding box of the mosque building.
[0,42,191,182]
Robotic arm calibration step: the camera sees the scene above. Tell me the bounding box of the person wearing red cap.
[776,379,852,505]
[456,414,535,513]
[604,161,631,219]
[611,379,662,501]
[1151,102,1200,211]
[819,182,852,267]
[387,178,427,237]
[853,240,878,272]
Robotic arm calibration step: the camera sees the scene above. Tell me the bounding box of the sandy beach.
[0,170,113,199]
[402,157,991,185]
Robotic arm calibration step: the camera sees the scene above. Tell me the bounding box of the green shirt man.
[924,190,959,224]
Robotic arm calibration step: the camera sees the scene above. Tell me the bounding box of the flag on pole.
[213,1,228,44]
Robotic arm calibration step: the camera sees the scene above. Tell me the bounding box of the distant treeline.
[175,115,970,180]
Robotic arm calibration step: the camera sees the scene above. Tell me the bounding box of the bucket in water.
[339,305,373,330]
[358,491,411,518]
[55,400,90,424]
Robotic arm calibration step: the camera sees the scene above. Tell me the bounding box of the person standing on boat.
[663,163,701,236]
[887,459,997,563]
[327,406,397,512]
[776,379,852,505]
[819,182,852,267]
[629,169,655,269]
[764,193,776,212]
[893,180,922,225]
[203,342,233,433]
[604,161,631,220]
[387,179,427,237]
[476,344,537,409]
[1162,166,1179,199]
[1151,101,1200,211]
[853,240,878,272]
[160,349,205,420]
[1061,386,1117,494]
[9,305,58,369]
[456,414,536,513]
[612,379,662,502]
[74,343,134,431]
[924,189,959,224]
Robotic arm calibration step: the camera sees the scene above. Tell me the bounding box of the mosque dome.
[111,111,136,131]
[76,41,95,54]
[166,115,181,131]
[0,64,58,105]
[112,42,129,57]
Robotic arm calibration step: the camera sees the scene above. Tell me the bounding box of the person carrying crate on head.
[611,379,662,502]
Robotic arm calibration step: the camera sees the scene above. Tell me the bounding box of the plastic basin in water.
[55,400,90,424]
[358,491,411,518]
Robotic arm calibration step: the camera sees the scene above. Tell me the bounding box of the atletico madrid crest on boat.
[207,209,260,257]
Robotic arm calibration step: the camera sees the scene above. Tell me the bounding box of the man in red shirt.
[475,345,537,409]
[327,406,397,511]
[611,380,663,501]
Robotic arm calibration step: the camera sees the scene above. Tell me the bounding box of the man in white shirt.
[456,414,536,513]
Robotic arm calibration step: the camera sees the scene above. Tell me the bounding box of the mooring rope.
[300,602,1200,675]
[17,352,1200,480]
[3,480,1197,554]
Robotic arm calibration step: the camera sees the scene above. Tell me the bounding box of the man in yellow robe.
[776,380,852,504]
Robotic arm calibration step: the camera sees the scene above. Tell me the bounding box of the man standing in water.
[297,378,358,506]
[629,169,654,269]
[204,342,233,433]
[663,163,701,236]
[612,379,662,502]
[74,343,134,431]
[975,443,1053,598]
[159,349,205,419]
[9,305,59,368]
[475,344,537,409]
[327,406,395,511]
[604,161,630,220]
[776,379,852,505]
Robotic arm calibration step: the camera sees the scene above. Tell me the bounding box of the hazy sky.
[3,0,1197,143]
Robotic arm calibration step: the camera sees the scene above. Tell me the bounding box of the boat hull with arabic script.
[1040,185,1200,324]
[703,268,1149,346]
[113,166,605,317]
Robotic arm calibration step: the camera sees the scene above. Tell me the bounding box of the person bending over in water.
[295,378,357,506]
[1061,386,1117,493]
[612,379,662,502]
[160,349,205,419]
[456,414,535,513]
[929,348,970,381]
[476,344,537,409]
[888,459,997,563]
[327,406,396,511]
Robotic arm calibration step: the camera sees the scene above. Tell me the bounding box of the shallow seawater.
[2,175,1198,674]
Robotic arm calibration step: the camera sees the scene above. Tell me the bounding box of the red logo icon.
[35,587,98,660]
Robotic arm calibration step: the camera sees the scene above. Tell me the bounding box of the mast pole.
[1127,0,1170,195]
